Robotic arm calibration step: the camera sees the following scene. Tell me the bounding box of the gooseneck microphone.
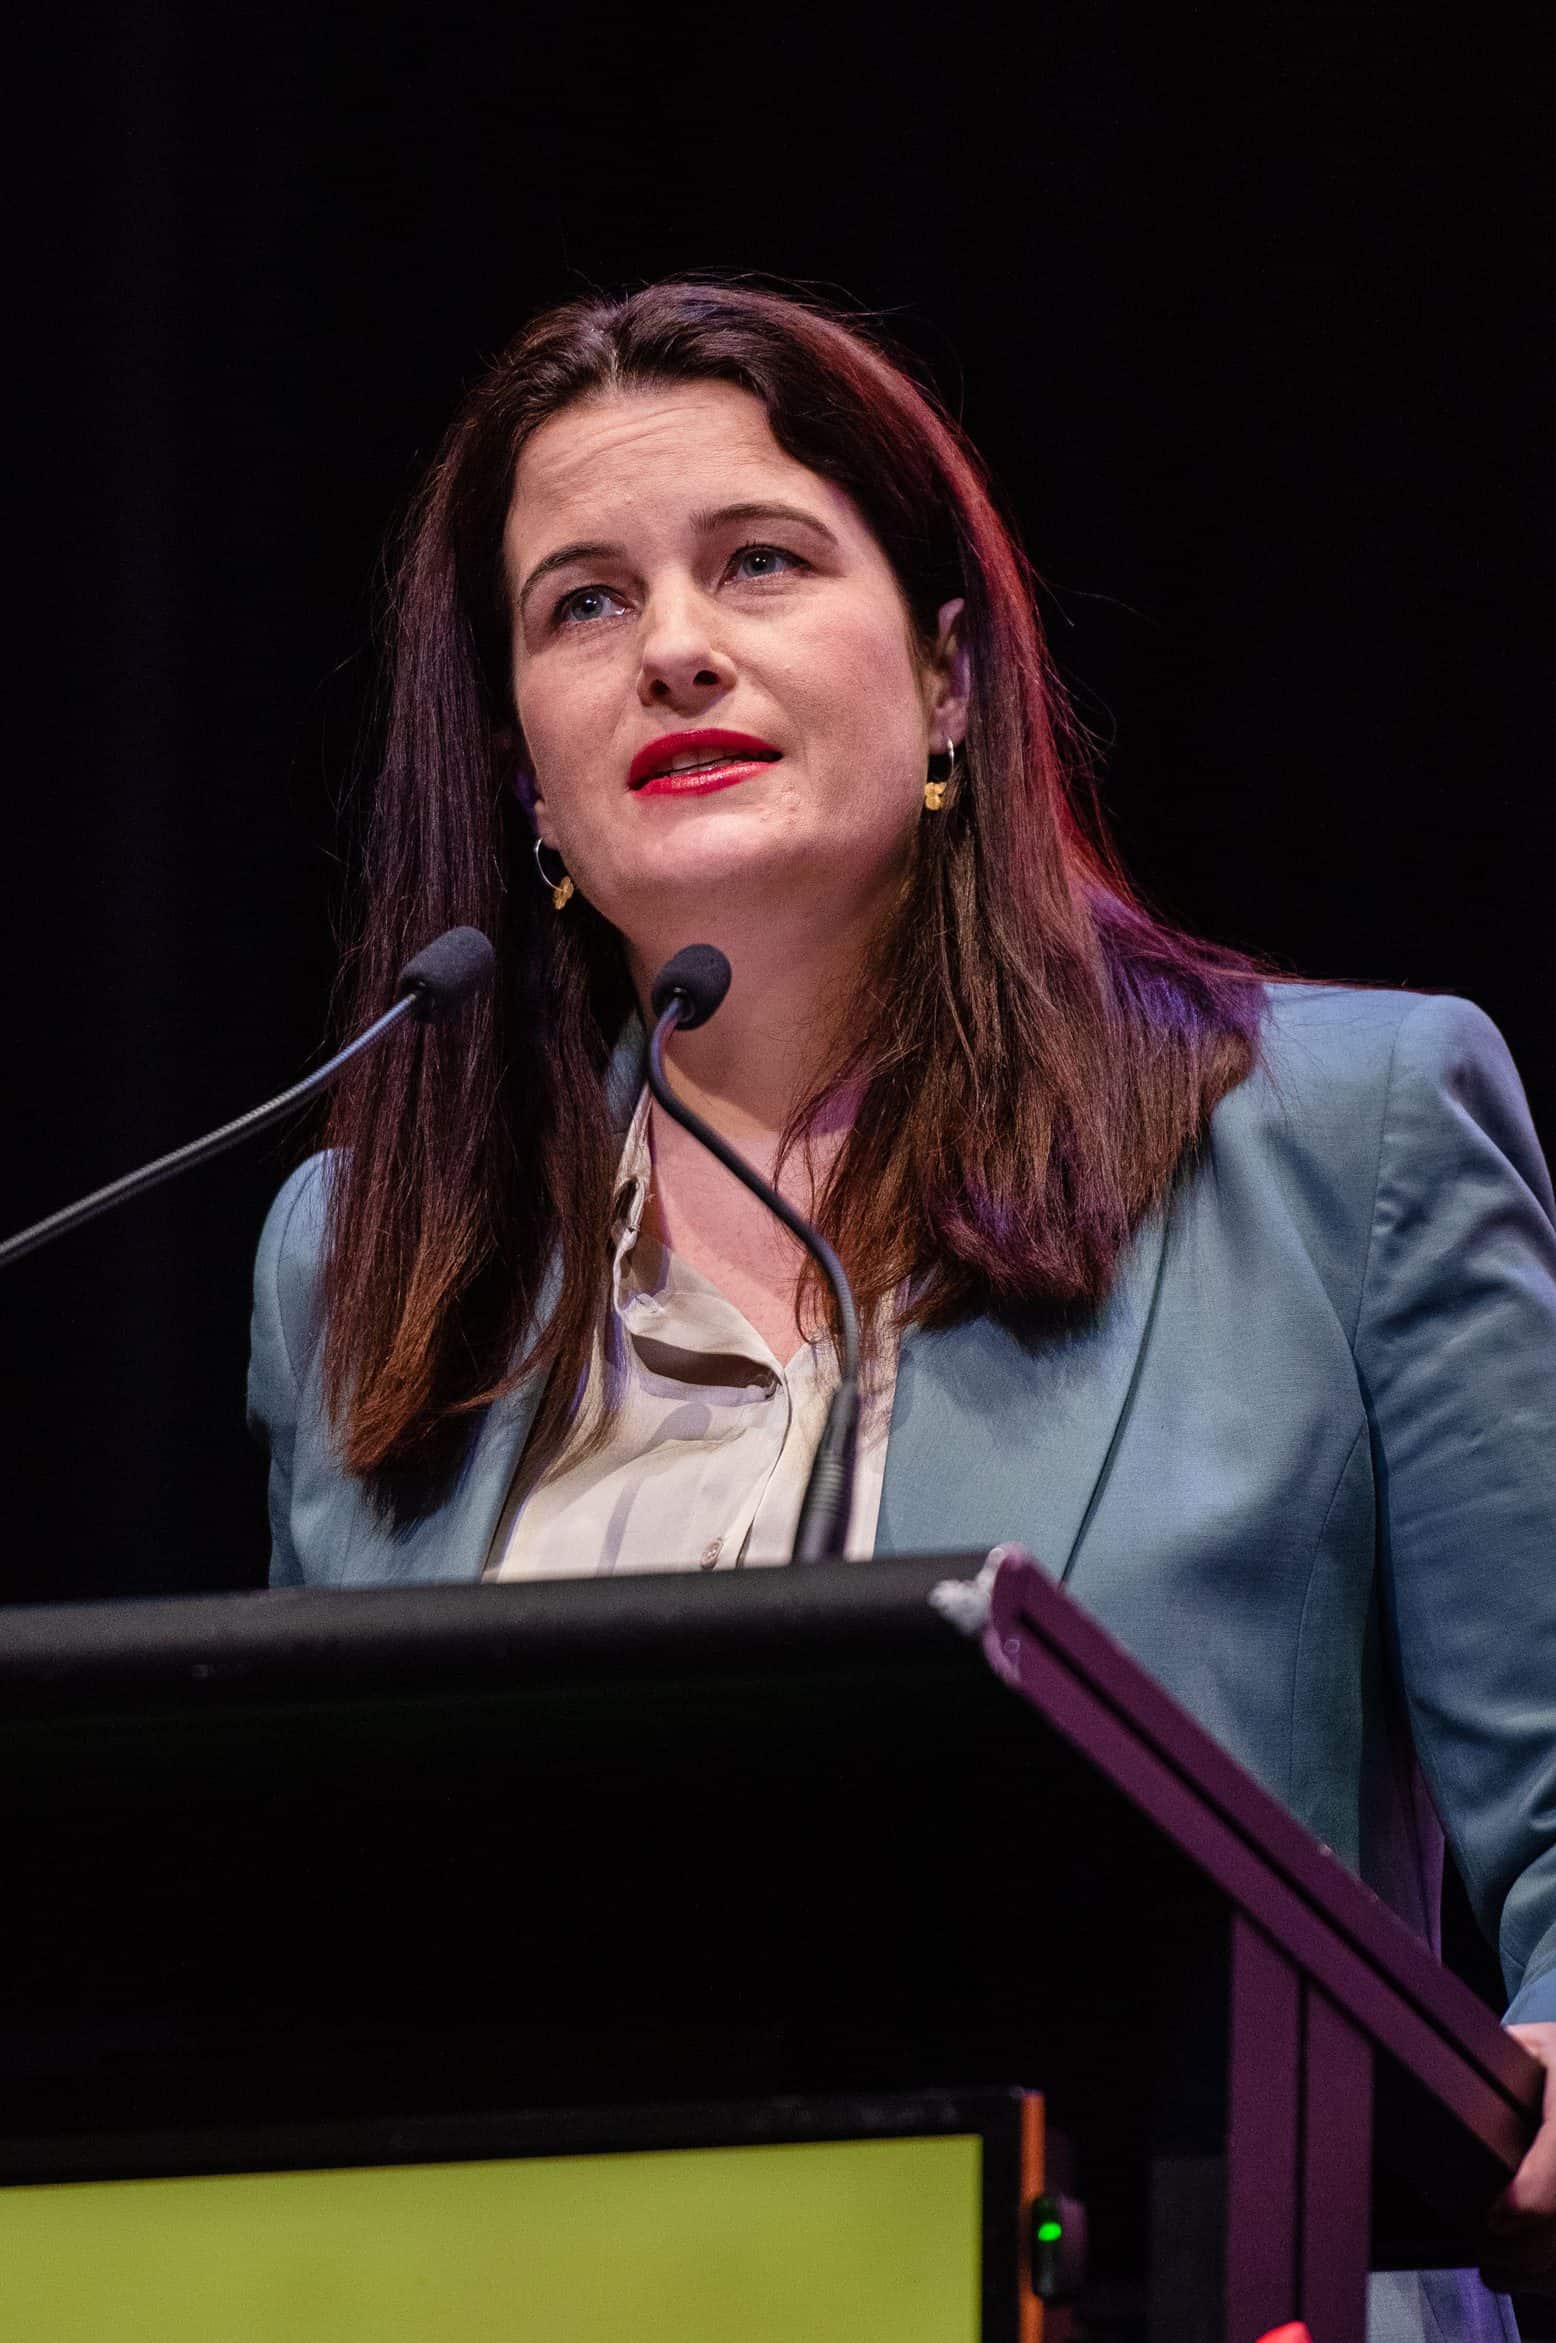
[647,944,861,1564]
[0,926,495,1273]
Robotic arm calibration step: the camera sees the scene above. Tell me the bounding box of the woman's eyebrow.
[517,502,842,620]
[517,539,621,618]
[688,500,841,546]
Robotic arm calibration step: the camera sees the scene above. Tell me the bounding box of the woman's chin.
[600,830,827,920]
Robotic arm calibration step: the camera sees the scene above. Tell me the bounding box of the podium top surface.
[0,1554,989,1711]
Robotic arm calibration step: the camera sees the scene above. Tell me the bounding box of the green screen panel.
[2,2133,982,2342]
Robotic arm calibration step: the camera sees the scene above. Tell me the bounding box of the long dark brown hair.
[323,277,1266,1499]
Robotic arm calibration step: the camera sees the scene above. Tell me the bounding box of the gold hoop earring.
[534,836,574,911]
[924,742,956,813]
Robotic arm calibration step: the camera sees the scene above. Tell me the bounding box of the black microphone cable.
[0,926,495,1272]
[647,944,860,1564]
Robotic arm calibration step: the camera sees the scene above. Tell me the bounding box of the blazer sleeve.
[1351,994,1556,2023]
[245,1155,330,1591]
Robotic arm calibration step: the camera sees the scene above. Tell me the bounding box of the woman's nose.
[636,585,735,708]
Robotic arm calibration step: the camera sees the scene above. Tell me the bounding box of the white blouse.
[486,1089,896,1581]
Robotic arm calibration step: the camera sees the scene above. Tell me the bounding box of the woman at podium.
[247,280,1556,2314]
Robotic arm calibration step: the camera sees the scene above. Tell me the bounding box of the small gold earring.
[534,837,575,911]
[924,742,956,812]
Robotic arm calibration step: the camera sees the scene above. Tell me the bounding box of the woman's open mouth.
[627,729,782,798]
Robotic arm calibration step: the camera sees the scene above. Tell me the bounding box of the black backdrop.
[2,6,1549,1605]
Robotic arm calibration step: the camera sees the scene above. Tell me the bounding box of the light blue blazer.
[248,982,1556,2032]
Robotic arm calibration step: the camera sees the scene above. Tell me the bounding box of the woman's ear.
[495,722,543,824]
[929,596,971,749]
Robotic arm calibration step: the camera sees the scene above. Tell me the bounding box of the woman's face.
[503,380,965,958]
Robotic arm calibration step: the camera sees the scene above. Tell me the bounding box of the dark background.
[2,4,1549,1608]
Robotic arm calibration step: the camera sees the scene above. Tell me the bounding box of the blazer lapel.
[875,1210,1170,1579]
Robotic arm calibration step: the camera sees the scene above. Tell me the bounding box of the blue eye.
[554,583,627,628]
[730,543,803,581]
[550,545,803,629]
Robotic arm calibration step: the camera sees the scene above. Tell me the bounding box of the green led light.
[1036,2219,1063,2243]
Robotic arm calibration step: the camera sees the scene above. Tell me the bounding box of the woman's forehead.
[504,382,861,556]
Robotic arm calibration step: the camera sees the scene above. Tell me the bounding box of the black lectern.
[0,1550,1540,2340]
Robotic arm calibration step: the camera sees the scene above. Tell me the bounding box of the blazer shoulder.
[1240,979,1526,1152]
[1205,982,1546,1337]
[252,1149,334,1392]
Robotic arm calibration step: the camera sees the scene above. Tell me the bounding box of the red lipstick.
[628,728,781,797]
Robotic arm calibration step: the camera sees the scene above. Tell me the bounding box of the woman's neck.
[623,902,871,1358]
[624,890,877,1155]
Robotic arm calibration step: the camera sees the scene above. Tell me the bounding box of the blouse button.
[700,1539,723,1570]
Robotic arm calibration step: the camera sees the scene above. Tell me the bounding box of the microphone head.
[650,945,732,1032]
[396,927,496,1022]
